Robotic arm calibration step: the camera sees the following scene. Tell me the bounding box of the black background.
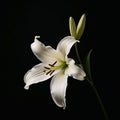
[4,0,114,119]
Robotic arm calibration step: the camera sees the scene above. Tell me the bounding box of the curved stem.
[74,43,109,119]
[87,79,109,120]
[75,43,82,64]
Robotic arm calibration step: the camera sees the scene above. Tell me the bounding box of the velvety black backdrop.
[5,0,113,120]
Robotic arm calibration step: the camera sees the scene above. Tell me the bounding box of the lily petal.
[65,58,86,80]
[24,63,56,89]
[31,36,62,63]
[72,64,86,80]
[57,36,79,58]
[50,71,68,109]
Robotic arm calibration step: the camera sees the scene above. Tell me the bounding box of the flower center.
[60,61,68,69]
[43,61,68,76]
[43,61,57,76]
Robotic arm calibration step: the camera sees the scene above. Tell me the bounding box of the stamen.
[44,67,50,69]
[50,70,55,76]
[52,61,57,66]
[46,70,52,75]
[44,61,57,75]
[49,64,54,67]
[49,61,57,67]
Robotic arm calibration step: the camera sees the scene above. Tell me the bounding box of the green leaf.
[76,14,86,40]
[69,16,77,38]
[84,49,93,81]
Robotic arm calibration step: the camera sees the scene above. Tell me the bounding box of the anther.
[44,67,50,69]
[46,70,52,75]
[49,61,57,67]
[50,70,55,76]
[52,61,57,66]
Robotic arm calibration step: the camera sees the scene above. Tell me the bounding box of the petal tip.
[62,103,66,110]
[35,36,40,40]
[82,71,86,78]
[31,39,41,52]
[24,85,29,90]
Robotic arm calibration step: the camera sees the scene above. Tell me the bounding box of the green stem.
[87,79,109,120]
[74,45,109,120]
[75,43,82,64]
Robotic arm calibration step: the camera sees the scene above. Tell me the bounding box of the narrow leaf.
[69,16,76,38]
[76,14,86,40]
[84,49,93,81]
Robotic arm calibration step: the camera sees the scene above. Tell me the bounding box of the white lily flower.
[24,36,86,109]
